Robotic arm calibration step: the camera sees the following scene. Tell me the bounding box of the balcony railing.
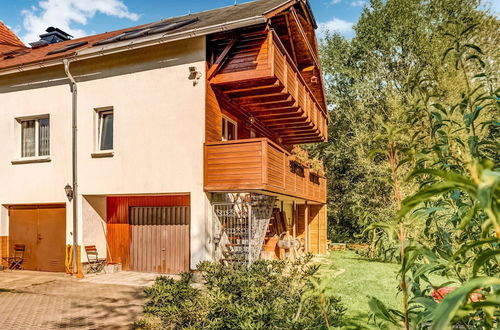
[204,138,326,203]
[210,30,328,144]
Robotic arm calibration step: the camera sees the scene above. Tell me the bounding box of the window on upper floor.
[19,116,50,158]
[96,108,114,151]
[222,115,237,141]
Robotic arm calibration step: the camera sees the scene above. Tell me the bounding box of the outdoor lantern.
[64,184,74,202]
[188,66,202,85]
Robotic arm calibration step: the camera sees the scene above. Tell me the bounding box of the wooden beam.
[284,13,298,64]
[290,7,320,69]
[264,0,298,19]
[207,36,238,80]
[298,0,314,27]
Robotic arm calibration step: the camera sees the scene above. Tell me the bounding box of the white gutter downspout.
[63,59,80,277]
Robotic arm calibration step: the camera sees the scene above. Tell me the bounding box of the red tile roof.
[0,0,290,73]
[0,21,27,54]
[0,24,147,71]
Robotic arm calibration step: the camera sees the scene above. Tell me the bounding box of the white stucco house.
[0,0,329,274]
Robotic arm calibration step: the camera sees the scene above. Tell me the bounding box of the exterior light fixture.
[189,66,202,85]
[64,184,74,202]
[310,76,318,83]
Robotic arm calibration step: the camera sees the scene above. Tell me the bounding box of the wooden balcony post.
[268,32,274,76]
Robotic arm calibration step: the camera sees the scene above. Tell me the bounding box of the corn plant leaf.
[397,182,458,218]
[449,237,499,263]
[477,169,500,209]
[464,43,483,54]
[430,277,500,330]
[361,222,398,240]
[368,296,401,325]
[472,249,500,276]
[458,203,478,230]
[460,23,479,36]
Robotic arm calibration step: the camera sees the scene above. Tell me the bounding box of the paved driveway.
[0,271,158,329]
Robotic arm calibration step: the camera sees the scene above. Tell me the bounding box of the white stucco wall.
[82,195,107,258]
[0,36,211,267]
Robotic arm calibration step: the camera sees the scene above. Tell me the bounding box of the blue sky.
[0,0,366,44]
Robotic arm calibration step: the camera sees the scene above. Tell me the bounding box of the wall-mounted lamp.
[189,66,202,86]
[64,184,74,202]
[310,76,318,84]
[245,116,256,128]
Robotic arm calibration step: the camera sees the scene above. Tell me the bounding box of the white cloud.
[350,0,368,7]
[317,18,354,39]
[329,0,342,5]
[20,0,140,44]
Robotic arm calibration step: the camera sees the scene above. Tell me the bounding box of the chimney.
[39,27,73,44]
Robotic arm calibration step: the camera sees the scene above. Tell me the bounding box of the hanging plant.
[290,145,309,167]
[309,158,325,177]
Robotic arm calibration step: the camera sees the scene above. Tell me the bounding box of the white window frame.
[222,115,237,141]
[93,107,114,157]
[12,115,51,164]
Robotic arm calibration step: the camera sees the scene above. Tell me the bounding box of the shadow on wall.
[82,195,107,260]
[0,37,205,93]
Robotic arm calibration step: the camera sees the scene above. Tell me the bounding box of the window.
[222,116,237,141]
[96,109,113,151]
[19,117,50,157]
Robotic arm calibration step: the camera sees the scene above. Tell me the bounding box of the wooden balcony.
[211,30,328,145]
[204,138,326,203]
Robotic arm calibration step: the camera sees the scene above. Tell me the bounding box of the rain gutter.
[0,16,266,76]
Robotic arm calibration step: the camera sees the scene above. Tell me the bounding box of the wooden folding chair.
[1,244,26,270]
[84,245,106,274]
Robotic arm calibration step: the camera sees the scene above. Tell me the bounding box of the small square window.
[19,116,50,157]
[97,109,113,151]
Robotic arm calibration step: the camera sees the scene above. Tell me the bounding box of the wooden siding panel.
[267,144,285,189]
[308,205,321,254]
[205,140,264,190]
[319,205,328,254]
[205,138,326,203]
[206,83,222,143]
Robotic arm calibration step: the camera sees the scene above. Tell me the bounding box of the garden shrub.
[138,273,208,329]
[135,256,345,329]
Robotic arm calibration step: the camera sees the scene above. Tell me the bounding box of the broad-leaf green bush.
[135,256,345,329]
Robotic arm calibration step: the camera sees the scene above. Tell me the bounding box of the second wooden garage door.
[129,206,190,274]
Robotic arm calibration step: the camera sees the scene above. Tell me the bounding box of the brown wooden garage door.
[9,205,66,272]
[129,206,190,274]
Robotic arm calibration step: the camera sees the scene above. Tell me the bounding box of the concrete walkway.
[0,270,159,329]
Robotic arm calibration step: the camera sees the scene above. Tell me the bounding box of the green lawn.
[318,250,402,329]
